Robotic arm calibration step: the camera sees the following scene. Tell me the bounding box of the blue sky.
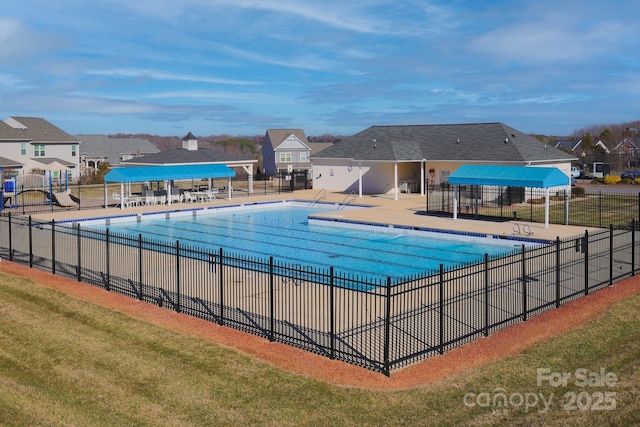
[1,1,639,137]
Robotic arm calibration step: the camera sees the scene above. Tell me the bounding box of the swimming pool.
[85,201,535,280]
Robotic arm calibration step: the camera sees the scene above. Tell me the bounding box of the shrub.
[571,186,586,197]
[604,175,621,185]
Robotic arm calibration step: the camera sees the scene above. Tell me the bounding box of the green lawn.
[0,271,638,426]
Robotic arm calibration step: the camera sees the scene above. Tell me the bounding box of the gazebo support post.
[453,185,458,220]
[545,188,550,228]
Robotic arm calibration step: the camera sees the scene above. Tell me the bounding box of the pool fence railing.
[0,213,637,376]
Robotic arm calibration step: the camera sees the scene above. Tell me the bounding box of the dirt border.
[1,260,638,390]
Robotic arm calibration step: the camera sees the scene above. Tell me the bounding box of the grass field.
[0,271,639,426]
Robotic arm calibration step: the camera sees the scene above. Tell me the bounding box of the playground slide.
[52,192,76,207]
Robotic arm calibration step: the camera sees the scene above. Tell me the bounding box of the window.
[300,151,308,162]
[279,152,292,162]
[72,145,77,157]
[20,143,26,156]
[34,144,45,157]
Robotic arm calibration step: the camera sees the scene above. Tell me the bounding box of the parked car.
[620,170,640,181]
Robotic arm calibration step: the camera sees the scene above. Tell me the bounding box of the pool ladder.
[285,264,313,286]
[338,192,356,210]
[309,189,326,207]
[512,223,533,236]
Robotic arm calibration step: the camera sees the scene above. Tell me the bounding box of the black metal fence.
[426,184,640,228]
[0,175,294,216]
[0,211,637,375]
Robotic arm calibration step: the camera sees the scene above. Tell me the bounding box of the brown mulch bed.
[1,260,638,390]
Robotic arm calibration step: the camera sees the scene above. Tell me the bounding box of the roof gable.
[266,129,308,146]
[276,134,310,150]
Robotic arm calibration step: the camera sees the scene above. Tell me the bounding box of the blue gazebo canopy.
[105,164,236,183]
[449,165,569,188]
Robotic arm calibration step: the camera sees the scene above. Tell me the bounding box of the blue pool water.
[91,202,528,280]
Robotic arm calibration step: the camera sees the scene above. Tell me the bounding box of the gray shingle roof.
[0,156,23,168]
[0,121,29,141]
[265,129,307,146]
[121,147,255,165]
[312,123,575,163]
[77,134,160,166]
[4,117,79,143]
[36,157,77,167]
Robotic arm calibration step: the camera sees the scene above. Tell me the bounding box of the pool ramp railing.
[309,189,326,207]
[338,191,356,210]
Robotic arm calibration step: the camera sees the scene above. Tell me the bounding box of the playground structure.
[0,171,78,210]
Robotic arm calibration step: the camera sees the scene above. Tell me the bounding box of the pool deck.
[30,190,599,242]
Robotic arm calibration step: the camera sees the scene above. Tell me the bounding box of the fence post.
[76,223,81,282]
[383,276,392,376]
[609,224,615,286]
[138,233,143,300]
[599,192,603,228]
[269,256,274,342]
[584,230,589,295]
[175,240,181,313]
[555,237,560,308]
[632,220,636,277]
[28,215,33,268]
[329,266,335,359]
[105,228,111,291]
[8,213,12,262]
[439,264,445,354]
[484,254,489,337]
[218,247,224,326]
[51,220,56,275]
[521,245,527,321]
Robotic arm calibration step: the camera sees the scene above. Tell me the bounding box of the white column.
[358,161,363,197]
[421,160,426,195]
[120,182,124,210]
[394,162,398,201]
[453,185,458,220]
[103,182,107,209]
[545,188,550,228]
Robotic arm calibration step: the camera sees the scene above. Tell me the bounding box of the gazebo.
[103,164,236,210]
[448,165,570,228]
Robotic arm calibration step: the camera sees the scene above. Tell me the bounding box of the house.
[262,129,310,177]
[311,122,576,198]
[76,134,160,175]
[612,137,640,168]
[0,116,81,180]
[121,132,258,193]
[612,137,639,157]
[553,138,610,155]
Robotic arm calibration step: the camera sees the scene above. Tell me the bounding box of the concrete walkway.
[31,189,599,242]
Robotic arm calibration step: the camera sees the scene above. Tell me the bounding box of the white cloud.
[85,68,261,86]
